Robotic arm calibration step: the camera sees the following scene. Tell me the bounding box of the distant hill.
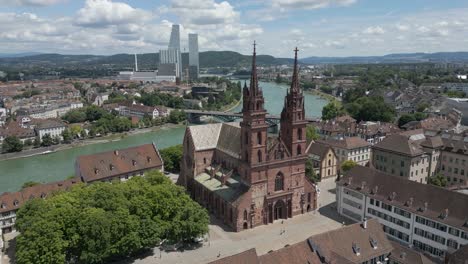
[1,51,468,69]
[300,52,468,64]
[0,51,292,70]
[0,52,43,58]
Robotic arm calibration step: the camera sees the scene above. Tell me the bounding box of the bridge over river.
[185,109,320,132]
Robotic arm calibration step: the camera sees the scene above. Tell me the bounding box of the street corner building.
[179,46,318,232]
[75,143,164,183]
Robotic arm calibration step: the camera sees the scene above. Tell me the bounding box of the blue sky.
[0,0,467,57]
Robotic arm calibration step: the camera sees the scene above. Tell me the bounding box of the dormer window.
[132,160,137,166]
[147,156,152,163]
[94,168,99,174]
[109,164,114,170]
[352,242,361,256]
[40,193,46,199]
[1,202,6,209]
[13,200,19,207]
[370,237,378,249]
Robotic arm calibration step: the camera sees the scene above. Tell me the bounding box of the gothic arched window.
[298,128,302,140]
[297,145,302,155]
[257,131,262,145]
[328,159,331,166]
[275,172,284,191]
[258,150,262,163]
[244,210,248,220]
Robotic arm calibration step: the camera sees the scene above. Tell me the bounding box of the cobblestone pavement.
[124,178,350,264]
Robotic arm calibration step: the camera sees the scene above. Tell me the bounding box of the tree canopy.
[427,173,448,187]
[160,145,183,173]
[2,136,23,153]
[15,170,209,264]
[321,102,343,120]
[341,160,358,173]
[345,96,395,122]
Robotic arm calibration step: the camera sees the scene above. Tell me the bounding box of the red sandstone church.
[179,44,317,232]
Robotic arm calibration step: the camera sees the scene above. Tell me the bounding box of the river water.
[0,81,327,193]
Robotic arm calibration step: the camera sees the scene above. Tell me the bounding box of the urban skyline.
[0,0,467,57]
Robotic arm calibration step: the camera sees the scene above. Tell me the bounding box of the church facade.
[179,45,317,232]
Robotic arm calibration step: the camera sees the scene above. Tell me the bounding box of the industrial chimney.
[134,53,139,72]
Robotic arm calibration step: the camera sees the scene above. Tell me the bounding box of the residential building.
[318,137,372,169]
[306,141,338,181]
[118,104,169,120]
[372,131,441,183]
[317,115,357,138]
[442,83,468,94]
[0,178,80,234]
[336,166,468,260]
[388,241,435,264]
[357,121,401,145]
[0,107,6,127]
[445,244,468,264]
[212,219,433,264]
[34,119,66,141]
[0,122,35,144]
[188,33,199,81]
[75,143,164,183]
[438,132,468,187]
[179,47,317,232]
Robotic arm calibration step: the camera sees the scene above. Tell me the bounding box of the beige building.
[438,133,468,187]
[306,141,338,181]
[372,131,441,184]
[318,137,371,168]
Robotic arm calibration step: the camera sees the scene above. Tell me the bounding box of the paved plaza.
[123,177,349,264]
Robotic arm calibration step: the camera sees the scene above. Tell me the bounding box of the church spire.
[250,41,259,95]
[290,47,300,93]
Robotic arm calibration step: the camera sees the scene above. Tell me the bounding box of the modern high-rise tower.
[168,24,182,79]
[188,33,199,81]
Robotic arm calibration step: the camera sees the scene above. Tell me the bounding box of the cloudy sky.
[0,0,467,57]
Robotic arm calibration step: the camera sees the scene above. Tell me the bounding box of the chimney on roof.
[389,192,397,201]
[371,185,378,195]
[359,181,366,190]
[440,208,449,219]
[347,177,352,186]
[352,242,361,256]
[362,217,368,229]
[405,197,414,207]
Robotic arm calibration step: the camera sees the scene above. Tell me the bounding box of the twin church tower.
[180,43,317,232]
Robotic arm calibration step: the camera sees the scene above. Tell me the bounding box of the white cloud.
[396,24,410,31]
[75,0,153,28]
[0,0,65,6]
[363,26,385,35]
[271,0,357,10]
[170,0,239,25]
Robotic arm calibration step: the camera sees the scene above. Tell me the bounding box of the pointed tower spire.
[290,47,300,93]
[250,41,259,95]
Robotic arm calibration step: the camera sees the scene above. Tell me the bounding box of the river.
[0,81,327,193]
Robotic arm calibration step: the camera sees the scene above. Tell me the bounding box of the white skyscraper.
[168,24,182,79]
[188,33,199,80]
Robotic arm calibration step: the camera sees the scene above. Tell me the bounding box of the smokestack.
[134,53,138,72]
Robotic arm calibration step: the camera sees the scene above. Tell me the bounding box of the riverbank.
[0,123,184,162]
[223,99,241,112]
[305,89,341,105]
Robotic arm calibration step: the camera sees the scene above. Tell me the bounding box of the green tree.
[15,170,209,264]
[2,136,24,153]
[62,109,87,123]
[341,160,358,173]
[305,160,320,183]
[41,134,54,147]
[61,129,72,144]
[160,145,183,172]
[322,102,342,120]
[33,137,41,148]
[306,126,320,141]
[345,96,394,122]
[398,114,416,128]
[428,173,448,187]
[168,110,186,124]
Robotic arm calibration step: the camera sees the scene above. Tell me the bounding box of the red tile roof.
[75,143,163,182]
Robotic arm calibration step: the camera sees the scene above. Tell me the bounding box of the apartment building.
[34,119,67,141]
[306,141,338,181]
[318,136,372,167]
[336,166,468,260]
[75,143,164,183]
[372,131,442,183]
[438,133,468,188]
[118,104,169,120]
